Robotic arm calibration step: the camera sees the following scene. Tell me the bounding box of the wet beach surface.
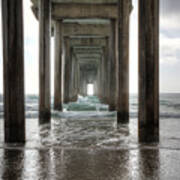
[1,148,180,180]
[0,116,180,180]
[0,95,180,179]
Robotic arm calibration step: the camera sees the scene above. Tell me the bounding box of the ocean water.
[1,93,180,119]
[0,94,180,149]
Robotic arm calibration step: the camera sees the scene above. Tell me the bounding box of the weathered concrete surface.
[2,0,25,143]
[63,37,71,103]
[39,0,51,122]
[71,54,79,101]
[69,37,108,47]
[68,54,78,102]
[75,53,102,60]
[108,19,116,111]
[73,46,103,55]
[138,0,159,143]
[117,0,130,123]
[52,3,118,19]
[61,23,111,37]
[32,0,118,4]
[31,0,133,20]
[54,21,63,111]
[100,43,109,104]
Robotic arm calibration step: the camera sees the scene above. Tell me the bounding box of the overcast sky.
[0,0,180,94]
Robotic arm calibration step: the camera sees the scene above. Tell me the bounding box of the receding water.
[0,94,180,149]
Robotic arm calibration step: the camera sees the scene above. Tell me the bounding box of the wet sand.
[0,114,180,179]
[0,147,180,180]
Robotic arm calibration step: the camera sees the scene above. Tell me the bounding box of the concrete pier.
[117,0,130,123]
[108,19,116,111]
[2,0,25,143]
[0,0,160,145]
[54,21,63,111]
[63,37,71,103]
[101,44,109,104]
[138,0,159,143]
[39,0,51,122]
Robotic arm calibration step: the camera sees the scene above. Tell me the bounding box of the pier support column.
[2,0,25,142]
[39,0,51,122]
[97,63,101,100]
[99,53,106,103]
[77,63,81,95]
[54,21,63,111]
[70,53,78,101]
[117,0,130,123]
[104,38,110,104]
[63,37,71,103]
[81,71,87,96]
[138,0,159,143]
[71,54,78,101]
[94,80,98,96]
[109,19,116,111]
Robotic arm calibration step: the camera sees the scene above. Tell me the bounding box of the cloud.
[0,3,3,93]
[160,0,180,34]
[160,0,180,17]
[160,0,180,67]
[160,34,180,65]
[161,17,180,34]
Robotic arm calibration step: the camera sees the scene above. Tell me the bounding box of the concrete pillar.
[39,0,51,122]
[80,70,88,97]
[109,19,116,111]
[117,0,130,123]
[94,80,98,96]
[79,67,83,96]
[54,21,63,111]
[77,62,81,95]
[82,71,87,96]
[103,38,109,104]
[105,60,109,103]
[70,54,78,101]
[63,37,71,103]
[97,62,102,100]
[138,0,159,142]
[2,0,25,143]
[73,55,78,101]
[99,54,105,103]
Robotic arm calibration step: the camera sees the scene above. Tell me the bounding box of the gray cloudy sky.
[159,0,180,92]
[0,0,180,94]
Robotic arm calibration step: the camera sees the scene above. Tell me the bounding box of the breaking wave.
[0,93,180,119]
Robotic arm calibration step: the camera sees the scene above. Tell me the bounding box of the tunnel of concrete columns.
[2,0,160,144]
[5,1,180,179]
[31,0,133,113]
[52,20,118,110]
[62,35,110,105]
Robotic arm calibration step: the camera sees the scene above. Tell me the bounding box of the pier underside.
[0,0,166,178]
